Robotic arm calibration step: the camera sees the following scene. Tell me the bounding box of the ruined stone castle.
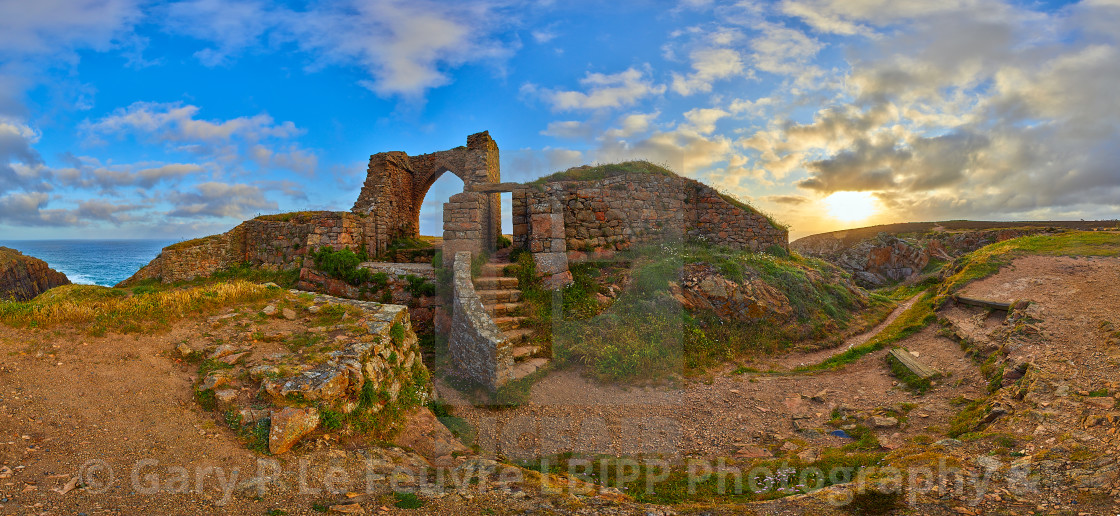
[122,131,788,390]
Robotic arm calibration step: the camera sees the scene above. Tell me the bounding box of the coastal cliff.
[0,247,71,301]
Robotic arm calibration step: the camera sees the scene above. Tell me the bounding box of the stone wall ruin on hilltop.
[353,131,501,258]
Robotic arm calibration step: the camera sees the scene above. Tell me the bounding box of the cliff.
[788,221,1108,287]
[0,247,71,301]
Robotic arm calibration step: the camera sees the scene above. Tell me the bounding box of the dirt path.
[439,292,983,461]
[770,294,921,371]
[0,310,634,515]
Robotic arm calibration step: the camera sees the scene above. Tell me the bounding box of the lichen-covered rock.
[269,407,320,454]
[670,264,793,322]
[262,364,350,402]
[0,247,70,302]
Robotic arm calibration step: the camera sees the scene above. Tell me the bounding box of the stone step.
[509,358,549,381]
[512,345,540,359]
[503,328,535,346]
[479,263,511,277]
[478,289,521,304]
[484,302,522,317]
[474,276,519,290]
[492,316,528,330]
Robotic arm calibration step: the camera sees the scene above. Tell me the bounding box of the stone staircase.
[473,252,549,381]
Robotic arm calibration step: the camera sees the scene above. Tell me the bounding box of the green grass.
[528,240,893,383]
[531,160,786,231]
[393,491,424,509]
[254,211,333,223]
[309,246,379,286]
[515,449,885,505]
[0,280,281,336]
[531,160,678,184]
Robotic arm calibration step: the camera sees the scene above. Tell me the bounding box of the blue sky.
[1,0,1117,241]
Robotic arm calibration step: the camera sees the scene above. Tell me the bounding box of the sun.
[824,191,879,223]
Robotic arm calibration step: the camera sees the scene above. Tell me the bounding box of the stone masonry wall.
[441,192,485,268]
[193,293,430,454]
[352,131,501,256]
[449,251,513,391]
[294,262,441,332]
[119,212,372,286]
[512,189,572,287]
[513,174,787,260]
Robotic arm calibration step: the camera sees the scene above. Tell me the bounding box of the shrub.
[310,246,374,286]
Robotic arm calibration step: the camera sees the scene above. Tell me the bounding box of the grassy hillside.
[0,269,291,336]
[512,240,893,383]
[802,231,1120,372]
[792,220,1119,249]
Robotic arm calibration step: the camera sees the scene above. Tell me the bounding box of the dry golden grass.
[0,280,281,336]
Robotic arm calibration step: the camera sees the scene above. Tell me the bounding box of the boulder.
[269,407,320,454]
[392,407,471,466]
[263,365,349,402]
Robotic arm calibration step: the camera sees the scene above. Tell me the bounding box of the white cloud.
[162,0,517,97]
[85,102,301,143]
[82,102,316,176]
[531,68,666,111]
[749,23,822,77]
[604,111,660,139]
[670,47,747,95]
[0,0,139,54]
[541,121,593,139]
[167,182,277,219]
[683,108,729,135]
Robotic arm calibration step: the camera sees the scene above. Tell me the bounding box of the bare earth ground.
[442,297,984,461]
[3,255,1120,514]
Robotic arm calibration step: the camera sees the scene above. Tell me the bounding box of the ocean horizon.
[1,239,173,288]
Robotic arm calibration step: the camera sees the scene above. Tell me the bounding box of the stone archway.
[352,131,500,256]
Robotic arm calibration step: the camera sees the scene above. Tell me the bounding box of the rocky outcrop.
[192,292,430,455]
[671,263,794,322]
[0,247,70,301]
[669,261,869,324]
[793,227,1055,287]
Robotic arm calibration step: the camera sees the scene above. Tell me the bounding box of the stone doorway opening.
[417,171,465,240]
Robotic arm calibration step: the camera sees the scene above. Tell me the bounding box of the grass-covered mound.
[0,266,293,336]
[510,240,893,383]
[532,160,787,231]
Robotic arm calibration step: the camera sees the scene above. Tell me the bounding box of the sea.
[0,240,173,287]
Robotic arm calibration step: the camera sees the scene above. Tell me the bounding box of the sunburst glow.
[824,191,879,223]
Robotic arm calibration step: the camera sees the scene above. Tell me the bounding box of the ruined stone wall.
[203,295,430,454]
[353,131,501,256]
[119,212,372,286]
[449,251,513,390]
[511,189,572,287]
[539,174,787,255]
[441,192,485,268]
[0,247,71,301]
[294,263,441,332]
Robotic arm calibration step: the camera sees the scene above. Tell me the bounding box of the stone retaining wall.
[194,292,430,454]
[449,251,512,390]
[294,263,441,332]
[514,174,787,257]
[119,212,372,285]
